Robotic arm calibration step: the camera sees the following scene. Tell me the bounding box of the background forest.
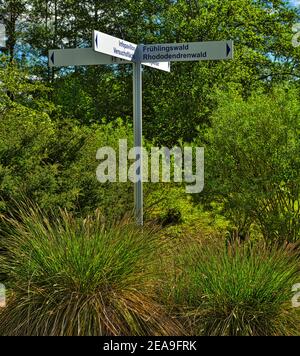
[0,0,300,336]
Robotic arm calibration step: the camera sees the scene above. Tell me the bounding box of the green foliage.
[0,116,134,219]
[142,0,300,144]
[166,241,300,336]
[51,69,133,126]
[0,205,182,336]
[197,86,300,243]
[145,183,228,240]
[1,2,300,337]
[0,63,207,226]
[4,1,299,144]
[0,62,135,219]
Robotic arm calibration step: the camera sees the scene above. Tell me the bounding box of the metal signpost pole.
[50,31,233,226]
[133,62,143,226]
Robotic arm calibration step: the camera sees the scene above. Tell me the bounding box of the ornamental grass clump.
[168,241,300,336]
[0,206,182,336]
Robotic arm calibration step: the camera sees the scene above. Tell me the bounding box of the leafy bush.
[0,62,211,228]
[166,241,300,336]
[0,205,182,336]
[0,62,135,220]
[197,86,300,243]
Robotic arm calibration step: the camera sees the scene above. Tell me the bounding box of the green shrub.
[0,205,182,336]
[167,241,300,336]
[0,103,134,220]
[196,86,300,243]
[0,63,135,221]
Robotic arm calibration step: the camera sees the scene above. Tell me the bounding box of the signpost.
[93,30,137,62]
[138,40,233,63]
[0,23,5,48]
[49,48,129,67]
[93,30,170,72]
[133,62,143,226]
[49,32,234,226]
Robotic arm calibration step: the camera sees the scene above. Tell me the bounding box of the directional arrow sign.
[48,48,130,67]
[139,40,234,63]
[93,30,170,72]
[93,30,137,61]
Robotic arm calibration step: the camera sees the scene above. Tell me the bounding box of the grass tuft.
[0,206,182,336]
[166,241,300,336]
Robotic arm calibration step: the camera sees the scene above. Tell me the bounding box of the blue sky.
[291,0,300,7]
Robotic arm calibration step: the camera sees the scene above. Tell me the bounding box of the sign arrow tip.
[226,43,231,57]
[95,34,98,48]
[50,52,54,64]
